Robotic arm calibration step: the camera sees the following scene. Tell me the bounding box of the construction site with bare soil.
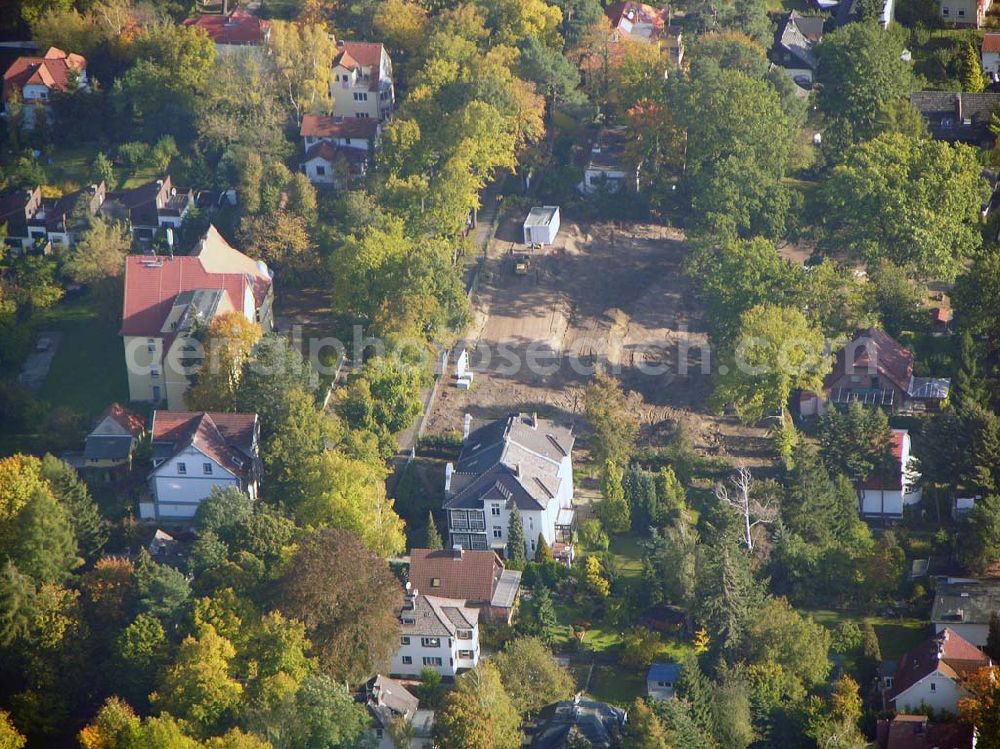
[423,212,775,468]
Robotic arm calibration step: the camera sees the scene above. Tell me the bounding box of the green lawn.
[34,296,129,418]
[805,608,930,673]
[608,534,645,582]
[41,145,101,192]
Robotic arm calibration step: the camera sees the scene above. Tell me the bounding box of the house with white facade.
[2,47,88,127]
[984,33,1000,76]
[647,662,681,701]
[299,114,380,186]
[101,176,193,247]
[143,410,260,521]
[362,675,434,749]
[931,578,1000,647]
[330,41,395,121]
[887,628,990,713]
[858,429,922,517]
[579,128,629,195]
[390,588,479,678]
[120,225,273,408]
[444,413,575,563]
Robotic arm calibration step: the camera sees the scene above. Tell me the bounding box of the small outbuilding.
[523,205,560,246]
[647,662,681,700]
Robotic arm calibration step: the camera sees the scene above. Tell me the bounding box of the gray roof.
[445,413,573,512]
[399,594,479,637]
[365,675,419,729]
[524,206,559,228]
[586,128,629,173]
[931,579,1000,626]
[909,92,1000,144]
[491,569,522,609]
[83,434,134,461]
[777,11,823,69]
[531,699,627,749]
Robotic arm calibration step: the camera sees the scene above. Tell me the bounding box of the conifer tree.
[952,331,989,414]
[962,42,986,92]
[506,511,527,568]
[425,511,443,550]
[533,585,558,640]
[987,611,1000,661]
[676,651,714,736]
[535,533,553,563]
[599,460,631,534]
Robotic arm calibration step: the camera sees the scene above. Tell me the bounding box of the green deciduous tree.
[187,312,262,412]
[494,637,574,715]
[821,132,988,280]
[434,662,522,749]
[711,304,830,423]
[815,22,915,150]
[745,597,831,701]
[584,370,638,466]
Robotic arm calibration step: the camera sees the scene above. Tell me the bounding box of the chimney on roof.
[463,413,472,440]
[532,412,538,429]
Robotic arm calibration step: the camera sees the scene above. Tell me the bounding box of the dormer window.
[402,617,415,625]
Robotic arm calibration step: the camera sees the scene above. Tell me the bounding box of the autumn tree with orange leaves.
[959,666,1000,748]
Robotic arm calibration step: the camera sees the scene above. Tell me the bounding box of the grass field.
[34,296,128,418]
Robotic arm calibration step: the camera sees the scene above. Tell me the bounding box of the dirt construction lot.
[425,215,772,464]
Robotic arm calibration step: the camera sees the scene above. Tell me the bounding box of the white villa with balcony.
[444,413,575,563]
[390,589,479,678]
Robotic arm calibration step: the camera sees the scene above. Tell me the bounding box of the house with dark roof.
[408,547,522,623]
[330,41,394,121]
[802,328,951,415]
[299,114,381,186]
[444,413,575,563]
[773,11,824,84]
[2,47,88,127]
[101,176,193,246]
[362,675,434,749]
[182,9,271,55]
[931,578,1000,647]
[143,410,260,520]
[0,182,107,253]
[647,662,681,700]
[886,628,990,713]
[120,225,273,408]
[390,588,480,677]
[909,91,1000,146]
[530,698,627,749]
[877,714,974,749]
[63,402,146,478]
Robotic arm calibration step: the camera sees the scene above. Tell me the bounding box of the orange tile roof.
[182,9,270,45]
[3,47,86,104]
[984,33,1000,53]
[151,411,257,477]
[120,227,270,337]
[408,548,505,605]
[97,403,146,437]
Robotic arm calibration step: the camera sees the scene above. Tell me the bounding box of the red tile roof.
[334,42,385,91]
[880,715,974,749]
[889,628,990,707]
[182,9,270,46]
[984,33,1000,53]
[120,228,271,337]
[408,548,505,605]
[300,114,380,141]
[151,411,257,477]
[3,47,86,104]
[825,327,913,394]
[97,403,146,438]
[859,429,907,491]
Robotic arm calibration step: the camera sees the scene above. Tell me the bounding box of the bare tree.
[715,464,777,552]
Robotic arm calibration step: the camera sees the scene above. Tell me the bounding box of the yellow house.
[330,41,395,121]
[120,226,274,410]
